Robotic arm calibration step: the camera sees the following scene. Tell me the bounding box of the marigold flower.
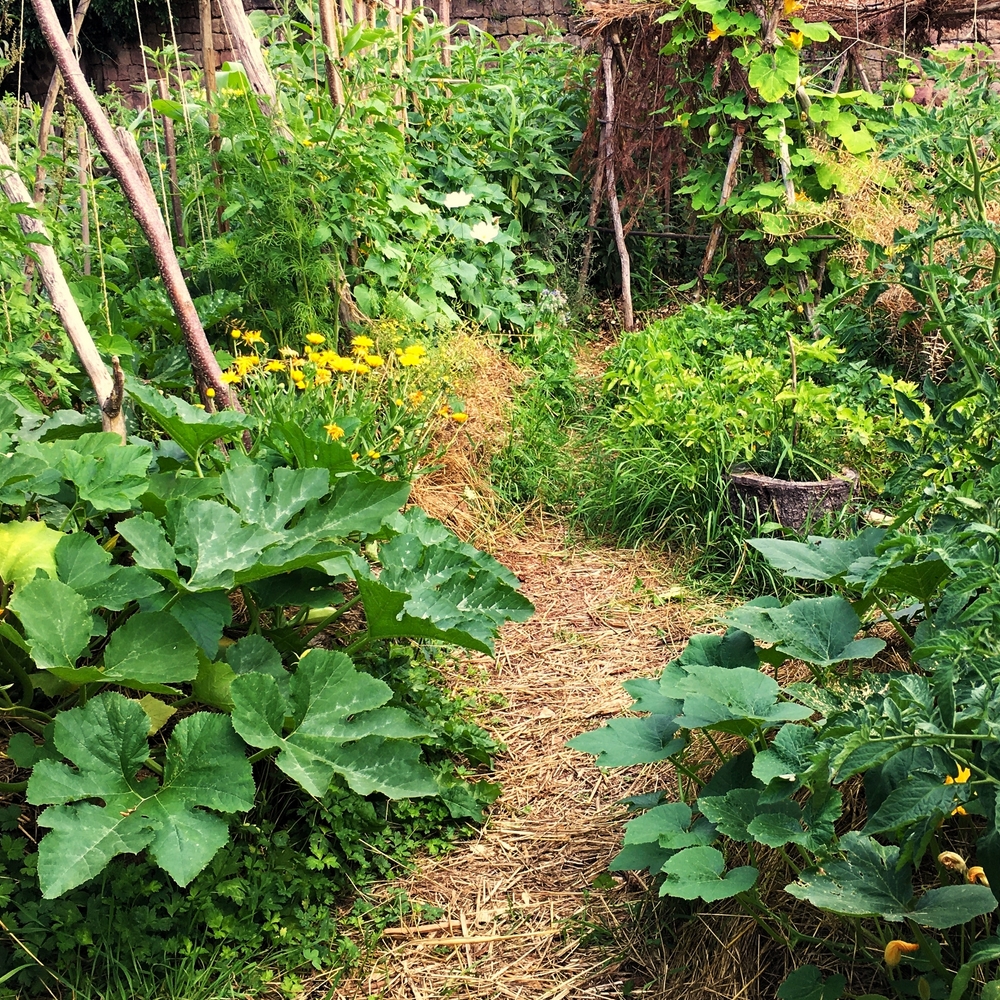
[205,387,215,398]
[945,765,972,784]
[242,330,265,345]
[364,354,384,367]
[221,371,241,384]
[306,333,325,345]
[352,363,371,375]
[408,390,426,406]
[265,360,285,372]
[291,368,306,382]
[884,940,919,968]
[437,406,451,417]
[331,356,355,373]
[939,851,968,876]
[324,423,345,441]
[313,369,332,386]
[968,866,990,887]
[451,412,469,423]
[351,335,375,350]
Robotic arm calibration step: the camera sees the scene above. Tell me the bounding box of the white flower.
[470,220,500,243]
[443,190,474,209]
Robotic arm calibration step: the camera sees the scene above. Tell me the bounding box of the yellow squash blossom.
[939,851,968,876]
[945,765,971,784]
[707,23,725,41]
[787,30,804,49]
[968,866,990,887]
[884,940,919,968]
[783,0,803,12]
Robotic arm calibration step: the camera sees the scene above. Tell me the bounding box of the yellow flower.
[787,30,804,49]
[707,24,725,41]
[403,343,426,357]
[939,851,968,876]
[291,368,306,383]
[294,379,306,390]
[394,398,403,406]
[331,356,355,373]
[306,333,325,345]
[953,805,969,817]
[205,387,215,398]
[324,423,345,440]
[884,940,919,968]
[408,390,426,406]
[451,411,469,423]
[232,355,261,376]
[437,406,451,418]
[221,371,241,384]
[968,866,990,887]
[945,766,972,785]
[265,360,285,372]
[352,363,371,375]
[367,449,381,459]
[783,0,803,12]
[279,346,300,358]
[364,354,384,367]
[230,329,242,339]
[351,335,375,350]
[242,330,266,345]
[351,452,359,461]
[314,369,332,386]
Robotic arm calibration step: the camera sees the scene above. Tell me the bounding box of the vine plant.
[572,498,1000,998]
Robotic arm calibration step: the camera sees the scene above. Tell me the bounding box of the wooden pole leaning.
[30,0,238,408]
[0,141,125,441]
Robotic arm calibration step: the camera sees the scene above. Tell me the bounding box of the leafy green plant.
[570,500,1000,997]
[0,386,531,900]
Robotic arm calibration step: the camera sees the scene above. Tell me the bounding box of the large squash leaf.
[27,693,254,897]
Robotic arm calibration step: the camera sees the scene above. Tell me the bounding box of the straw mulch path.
[334,519,723,1000]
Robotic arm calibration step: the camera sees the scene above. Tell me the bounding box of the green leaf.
[749,531,884,582]
[55,533,162,611]
[609,842,674,874]
[137,694,176,735]
[748,49,798,102]
[771,596,885,668]
[948,939,1000,1000]
[777,965,846,1000]
[102,612,200,688]
[785,832,912,920]
[165,591,233,655]
[699,788,762,842]
[230,650,436,799]
[27,694,253,896]
[673,665,812,735]
[864,774,967,835]
[118,513,182,586]
[660,846,758,901]
[910,885,997,929]
[127,381,254,460]
[623,802,712,850]
[222,464,330,531]
[191,654,236,711]
[753,724,816,788]
[0,521,61,587]
[622,678,682,716]
[566,716,683,767]
[294,472,410,538]
[9,578,91,670]
[170,500,279,591]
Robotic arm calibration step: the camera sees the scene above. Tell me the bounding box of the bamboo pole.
[600,31,633,331]
[77,126,90,276]
[30,0,237,407]
[157,77,185,246]
[0,141,125,440]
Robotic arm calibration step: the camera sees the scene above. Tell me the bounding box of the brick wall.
[26,0,575,102]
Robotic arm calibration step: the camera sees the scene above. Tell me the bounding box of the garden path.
[334,517,723,1000]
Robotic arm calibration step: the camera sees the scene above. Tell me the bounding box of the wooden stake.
[577,155,605,295]
[403,0,413,63]
[600,32,633,331]
[77,126,90,276]
[318,0,346,108]
[0,141,125,440]
[439,0,451,66]
[697,125,744,286]
[30,0,237,407]
[157,77,186,246]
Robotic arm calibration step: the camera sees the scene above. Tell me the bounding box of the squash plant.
[0,387,532,899]
[571,504,1000,998]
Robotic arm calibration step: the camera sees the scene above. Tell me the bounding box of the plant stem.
[247,747,277,765]
[870,592,915,649]
[300,594,362,644]
[0,780,27,793]
[143,757,164,777]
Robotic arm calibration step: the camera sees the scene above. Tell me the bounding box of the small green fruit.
[902,82,915,100]
[708,123,721,138]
